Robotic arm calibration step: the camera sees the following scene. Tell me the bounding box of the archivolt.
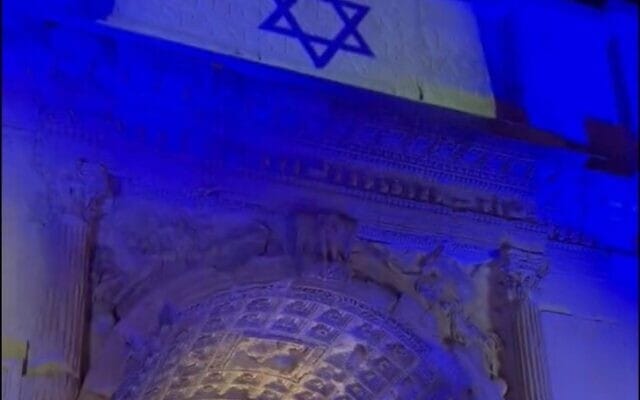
[81,210,507,400]
[82,264,503,400]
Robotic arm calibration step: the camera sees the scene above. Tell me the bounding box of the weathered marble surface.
[3,7,635,398]
[76,203,533,400]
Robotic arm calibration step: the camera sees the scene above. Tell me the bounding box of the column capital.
[496,243,549,301]
[37,159,117,224]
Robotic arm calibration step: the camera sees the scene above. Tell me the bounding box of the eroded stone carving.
[259,154,537,222]
[35,158,117,224]
[111,284,497,400]
[292,210,357,262]
[84,208,545,400]
[494,243,549,301]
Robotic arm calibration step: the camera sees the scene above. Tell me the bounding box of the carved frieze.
[7,102,608,258]
[548,225,599,249]
[254,152,537,223]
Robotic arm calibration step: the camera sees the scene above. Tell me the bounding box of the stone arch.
[114,281,476,400]
[80,209,508,400]
[82,272,505,399]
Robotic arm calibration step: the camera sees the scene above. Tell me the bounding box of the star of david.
[260,0,374,68]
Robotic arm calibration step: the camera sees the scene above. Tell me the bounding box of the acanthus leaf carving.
[35,158,118,225]
[89,207,521,399]
[495,243,549,301]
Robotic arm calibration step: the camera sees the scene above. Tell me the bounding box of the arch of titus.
[2,1,638,399]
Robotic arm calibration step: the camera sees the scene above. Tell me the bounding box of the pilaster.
[497,244,552,400]
[1,151,114,400]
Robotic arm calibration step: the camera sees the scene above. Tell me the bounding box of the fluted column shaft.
[497,244,552,400]
[2,345,25,400]
[514,297,552,400]
[2,132,112,400]
[23,215,92,400]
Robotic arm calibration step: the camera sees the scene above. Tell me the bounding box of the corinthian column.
[496,244,552,400]
[3,155,113,400]
[513,295,552,400]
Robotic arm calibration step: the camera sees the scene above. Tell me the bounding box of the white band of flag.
[103,0,495,117]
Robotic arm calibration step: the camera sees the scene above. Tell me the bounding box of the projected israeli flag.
[104,0,495,117]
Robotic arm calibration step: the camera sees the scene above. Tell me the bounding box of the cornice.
[8,116,619,258]
[3,24,631,256]
[291,126,538,195]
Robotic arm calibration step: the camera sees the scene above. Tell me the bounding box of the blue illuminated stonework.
[1,1,637,400]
